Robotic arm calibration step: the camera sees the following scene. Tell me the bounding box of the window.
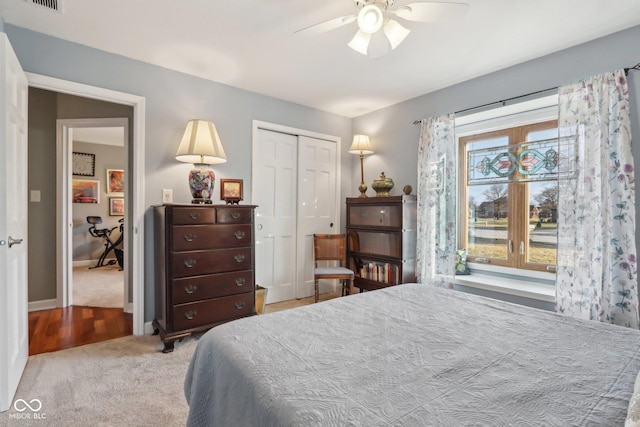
[458,120,558,273]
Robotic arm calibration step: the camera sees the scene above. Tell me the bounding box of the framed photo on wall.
[107,169,125,195]
[109,197,124,216]
[220,179,243,204]
[72,152,95,176]
[72,179,100,203]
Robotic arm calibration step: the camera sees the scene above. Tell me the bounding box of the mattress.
[184,283,640,426]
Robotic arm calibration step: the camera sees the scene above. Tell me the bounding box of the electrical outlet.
[162,189,173,203]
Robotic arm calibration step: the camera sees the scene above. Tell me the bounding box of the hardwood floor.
[28,290,340,356]
[28,306,133,356]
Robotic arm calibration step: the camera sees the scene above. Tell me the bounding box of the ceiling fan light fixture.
[348,29,371,55]
[357,5,384,34]
[383,19,410,49]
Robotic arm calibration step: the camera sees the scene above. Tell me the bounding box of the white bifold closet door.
[253,128,338,304]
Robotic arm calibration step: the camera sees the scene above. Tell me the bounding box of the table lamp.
[349,134,374,197]
[175,120,227,204]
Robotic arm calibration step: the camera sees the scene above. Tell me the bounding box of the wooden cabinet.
[346,195,417,292]
[152,204,256,352]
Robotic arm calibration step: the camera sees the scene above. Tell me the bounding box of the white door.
[0,33,29,413]
[296,136,338,298]
[253,129,298,303]
[253,126,339,304]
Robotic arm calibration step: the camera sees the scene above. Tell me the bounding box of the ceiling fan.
[295,0,469,57]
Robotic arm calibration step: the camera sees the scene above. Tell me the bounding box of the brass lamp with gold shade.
[175,119,227,204]
[349,135,374,197]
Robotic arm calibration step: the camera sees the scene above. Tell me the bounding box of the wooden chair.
[313,234,354,303]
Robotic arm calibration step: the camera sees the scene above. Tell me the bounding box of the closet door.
[253,129,298,303]
[253,128,338,304]
[296,136,337,299]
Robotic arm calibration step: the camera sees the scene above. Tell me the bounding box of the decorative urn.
[372,172,394,197]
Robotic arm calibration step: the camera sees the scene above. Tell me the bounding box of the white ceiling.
[3,0,640,118]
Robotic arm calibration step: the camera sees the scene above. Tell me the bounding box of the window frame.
[457,116,558,273]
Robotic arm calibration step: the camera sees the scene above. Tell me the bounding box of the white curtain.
[556,69,639,329]
[416,114,457,287]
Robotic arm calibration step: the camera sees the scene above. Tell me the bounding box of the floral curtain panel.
[416,114,457,287]
[556,69,639,329]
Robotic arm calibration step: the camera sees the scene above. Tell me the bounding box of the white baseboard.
[28,298,58,312]
[144,321,154,335]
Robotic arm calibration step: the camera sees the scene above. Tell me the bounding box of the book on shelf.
[359,262,399,285]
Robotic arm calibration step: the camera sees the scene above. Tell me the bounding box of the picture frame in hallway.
[72,179,100,204]
[107,169,124,195]
[72,152,95,176]
[109,197,124,216]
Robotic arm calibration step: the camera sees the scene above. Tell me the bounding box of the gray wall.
[10,22,640,318]
[352,25,640,200]
[72,141,125,263]
[6,25,353,321]
[352,25,640,308]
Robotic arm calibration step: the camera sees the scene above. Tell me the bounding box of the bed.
[184,284,640,426]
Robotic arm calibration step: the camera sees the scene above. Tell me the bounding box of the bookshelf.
[346,195,417,292]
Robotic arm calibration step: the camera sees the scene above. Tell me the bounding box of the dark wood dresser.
[152,204,256,352]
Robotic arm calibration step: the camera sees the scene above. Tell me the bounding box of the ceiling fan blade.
[392,1,469,23]
[295,15,357,35]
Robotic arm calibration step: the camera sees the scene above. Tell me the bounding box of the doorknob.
[330,222,334,228]
[8,236,23,248]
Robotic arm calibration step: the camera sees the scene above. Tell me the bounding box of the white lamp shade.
[357,5,384,34]
[349,135,374,155]
[175,119,227,165]
[348,30,371,55]
[383,19,410,50]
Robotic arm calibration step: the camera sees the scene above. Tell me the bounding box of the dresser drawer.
[172,247,252,278]
[172,207,216,225]
[172,224,252,251]
[216,208,252,224]
[172,270,253,304]
[173,292,254,330]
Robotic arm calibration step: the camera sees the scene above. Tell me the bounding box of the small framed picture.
[107,169,125,195]
[72,152,95,176]
[109,198,124,216]
[72,179,100,203]
[220,179,243,204]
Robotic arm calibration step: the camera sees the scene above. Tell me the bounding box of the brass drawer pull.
[184,284,198,294]
[231,211,240,220]
[234,230,246,240]
[234,254,245,263]
[184,258,197,268]
[234,301,246,310]
[189,212,200,220]
[184,310,197,320]
[183,233,196,242]
[235,277,246,286]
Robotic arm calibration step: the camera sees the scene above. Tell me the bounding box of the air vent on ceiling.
[25,0,62,12]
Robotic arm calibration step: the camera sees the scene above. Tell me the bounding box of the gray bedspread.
[184,284,640,426]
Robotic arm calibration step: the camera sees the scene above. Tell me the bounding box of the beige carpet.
[73,265,123,308]
[0,334,199,426]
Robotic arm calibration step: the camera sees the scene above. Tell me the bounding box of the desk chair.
[313,234,354,303]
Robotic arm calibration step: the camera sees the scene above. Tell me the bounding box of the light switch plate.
[30,190,41,202]
[162,189,173,203]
